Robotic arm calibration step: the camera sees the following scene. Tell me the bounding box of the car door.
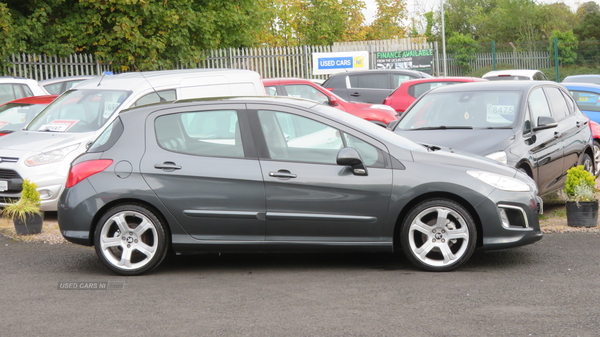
[248,103,393,242]
[347,73,392,104]
[140,103,266,241]
[545,86,590,172]
[525,87,565,194]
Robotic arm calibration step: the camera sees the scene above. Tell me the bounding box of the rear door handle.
[350,92,360,97]
[154,162,182,171]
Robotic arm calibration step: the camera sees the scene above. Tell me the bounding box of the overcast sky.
[362,0,584,24]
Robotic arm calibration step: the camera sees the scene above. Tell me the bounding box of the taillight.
[66,159,113,188]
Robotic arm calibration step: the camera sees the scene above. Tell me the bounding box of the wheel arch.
[89,198,173,251]
[392,191,484,251]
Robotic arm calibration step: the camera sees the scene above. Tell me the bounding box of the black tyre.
[582,152,594,177]
[400,199,477,272]
[593,140,600,176]
[94,204,168,276]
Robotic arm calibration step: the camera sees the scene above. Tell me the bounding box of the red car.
[263,78,398,127]
[383,77,488,113]
[0,95,58,136]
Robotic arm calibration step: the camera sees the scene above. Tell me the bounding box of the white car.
[0,69,266,211]
[0,77,49,105]
[482,69,548,81]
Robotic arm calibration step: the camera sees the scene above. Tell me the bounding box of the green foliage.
[447,32,477,70]
[2,179,42,223]
[564,165,597,202]
[548,30,578,65]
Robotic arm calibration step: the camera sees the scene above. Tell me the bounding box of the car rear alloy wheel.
[400,199,477,272]
[94,204,168,276]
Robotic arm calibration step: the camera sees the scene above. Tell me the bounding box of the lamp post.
[440,0,447,76]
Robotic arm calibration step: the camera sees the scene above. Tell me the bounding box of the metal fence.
[3,39,599,81]
[1,38,436,81]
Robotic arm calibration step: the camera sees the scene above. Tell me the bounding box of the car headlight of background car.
[467,170,530,192]
[485,151,507,165]
[25,144,80,166]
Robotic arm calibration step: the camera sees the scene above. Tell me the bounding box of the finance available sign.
[312,51,369,75]
[375,49,433,74]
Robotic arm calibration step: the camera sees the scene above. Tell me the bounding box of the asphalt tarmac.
[1,232,599,336]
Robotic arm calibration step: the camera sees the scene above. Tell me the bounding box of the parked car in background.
[321,69,432,104]
[562,83,600,124]
[0,77,48,105]
[263,78,398,127]
[562,74,600,85]
[482,69,548,81]
[0,95,58,136]
[587,119,600,176]
[58,96,542,275]
[0,69,266,211]
[39,75,97,95]
[383,77,488,113]
[390,81,594,196]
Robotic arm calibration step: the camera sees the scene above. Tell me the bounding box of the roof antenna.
[132,63,167,102]
[96,71,113,87]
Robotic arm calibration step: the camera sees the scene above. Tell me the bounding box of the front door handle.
[269,170,297,179]
[350,92,360,97]
[154,162,182,171]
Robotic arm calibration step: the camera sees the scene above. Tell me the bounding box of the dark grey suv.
[58,96,542,275]
[322,69,432,104]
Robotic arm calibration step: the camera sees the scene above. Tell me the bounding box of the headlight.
[467,170,530,192]
[485,151,507,165]
[369,104,396,112]
[25,144,80,166]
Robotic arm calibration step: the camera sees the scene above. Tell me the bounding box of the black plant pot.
[566,201,598,228]
[13,212,44,235]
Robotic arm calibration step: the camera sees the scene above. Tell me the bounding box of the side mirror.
[387,119,400,130]
[337,147,368,176]
[329,96,339,107]
[533,116,558,131]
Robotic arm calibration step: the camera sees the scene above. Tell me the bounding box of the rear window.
[569,90,600,112]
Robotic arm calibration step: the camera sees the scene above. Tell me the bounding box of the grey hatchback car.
[58,96,543,275]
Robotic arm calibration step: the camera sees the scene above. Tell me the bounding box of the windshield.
[396,90,521,130]
[27,89,131,133]
[0,103,48,132]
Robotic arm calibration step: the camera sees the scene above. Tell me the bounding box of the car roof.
[1,95,59,105]
[423,80,561,93]
[75,69,261,91]
[399,76,487,86]
[0,77,41,85]
[328,69,430,77]
[38,75,97,85]
[262,78,314,85]
[562,82,600,92]
[482,69,542,77]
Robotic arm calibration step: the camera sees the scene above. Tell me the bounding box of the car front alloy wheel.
[400,199,477,272]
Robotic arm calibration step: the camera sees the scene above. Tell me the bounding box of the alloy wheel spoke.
[439,242,458,263]
[135,242,156,257]
[101,236,122,248]
[117,247,133,268]
[415,240,435,259]
[447,226,468,241]
[133,218,153,236]
[411,218,432,235]
[436,208,451,227]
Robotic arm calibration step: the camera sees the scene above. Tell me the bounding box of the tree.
[365,0,408,40]
[548,30,578,65]
[447,32,477,72]
[3,0,267,70]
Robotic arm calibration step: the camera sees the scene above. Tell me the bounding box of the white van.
[0,69,266,211]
